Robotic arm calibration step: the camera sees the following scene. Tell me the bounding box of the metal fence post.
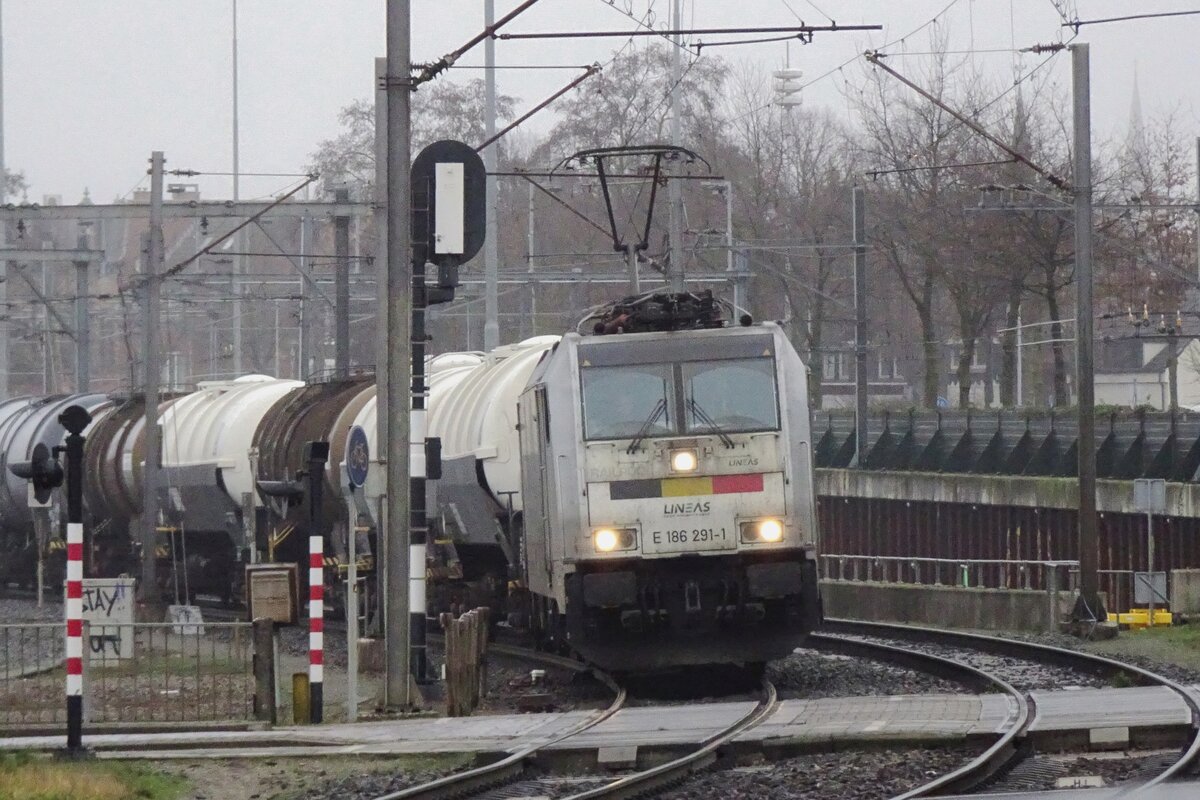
[1046,564,1059,634]
[252,617,276,724]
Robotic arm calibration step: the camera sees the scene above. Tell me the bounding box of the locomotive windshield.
[683,358,778,433]
[581,355,778,440]
[581,364,675,439]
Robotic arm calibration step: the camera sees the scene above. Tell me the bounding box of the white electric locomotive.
[516,294,821,671]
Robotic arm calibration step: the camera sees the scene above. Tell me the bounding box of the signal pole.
[385,0,413,709]
[140,152,164,612]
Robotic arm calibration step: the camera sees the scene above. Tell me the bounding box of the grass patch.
[0,753,187,800]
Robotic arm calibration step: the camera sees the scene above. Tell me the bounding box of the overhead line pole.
[232,0,243,376]
[667,0,685,292]
[482,0,499,351]
[852,186,868,468]
[1071,43,1104,625]
[374,55,389,480]
[385,0,414,710]
[334,188,351,377]
[140,151,165,615]
[0,0,7,397]
[74,234,89,391]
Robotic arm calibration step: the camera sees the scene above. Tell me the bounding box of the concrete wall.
[821,580,1070,634]
[1171,569,1200,616]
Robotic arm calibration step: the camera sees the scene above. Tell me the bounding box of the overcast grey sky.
[3,1,1194,204]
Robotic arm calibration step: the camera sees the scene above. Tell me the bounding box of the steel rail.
[559,678,778,800]
[808,631,1031,799]
[824,618,1200,789]
[373,642,624,800]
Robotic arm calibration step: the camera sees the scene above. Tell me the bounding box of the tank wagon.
[0,292,823,671]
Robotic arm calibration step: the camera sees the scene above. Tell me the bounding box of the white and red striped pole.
[308,534,323,723]
[65,520,84,749]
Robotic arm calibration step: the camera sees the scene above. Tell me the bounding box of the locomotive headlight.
[593,527,637,552]
[670,448,698,472]
[740,518,785,543]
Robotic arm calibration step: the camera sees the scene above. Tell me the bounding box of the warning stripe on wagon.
[609,473,765,500]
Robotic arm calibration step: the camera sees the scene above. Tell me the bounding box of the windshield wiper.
[687,398,735,448]
[626,398,667,454]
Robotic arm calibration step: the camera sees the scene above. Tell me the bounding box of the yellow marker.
[661,476,713,497]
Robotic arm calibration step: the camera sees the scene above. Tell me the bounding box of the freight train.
[0,291,822,671]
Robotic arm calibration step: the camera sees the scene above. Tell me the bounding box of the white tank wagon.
[0,393,114,587]
[73,377,304,600]
[343,338,559,611]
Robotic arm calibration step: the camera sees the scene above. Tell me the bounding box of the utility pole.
[667,0,685,292]
[1071,43,1104,624]
[852,186,868,467]
[74,234,89,392]
[334,188,351,378]
[482,0,500,351]
[140,151,164,613]
[385,0,413,709]
[1195,137,1200,284]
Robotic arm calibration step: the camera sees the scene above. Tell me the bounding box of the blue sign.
[345,425,370,489]
[936,396,949,408]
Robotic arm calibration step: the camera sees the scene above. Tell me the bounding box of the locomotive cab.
[518,320,821,672]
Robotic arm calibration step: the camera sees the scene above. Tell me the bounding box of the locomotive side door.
[517,386,554,596]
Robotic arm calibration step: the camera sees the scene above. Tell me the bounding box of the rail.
[809,627,1030,798]
[375,643,624,800]
[561,679,778,800]
[824,619,1200,790]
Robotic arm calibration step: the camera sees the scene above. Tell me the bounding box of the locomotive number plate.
[649,526,735,552]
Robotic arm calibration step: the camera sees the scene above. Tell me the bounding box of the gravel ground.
[999,629,1200,685]
[0,593,62,622]
[845,634,1112,691]
[984,750,1180,793]
[659,745,981,800]
[770,648,970,699]
[291,763,459,800]
[288,747,983,800]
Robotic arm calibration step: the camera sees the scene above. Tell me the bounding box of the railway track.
[373,643,625,800]
[822,619,1200,795]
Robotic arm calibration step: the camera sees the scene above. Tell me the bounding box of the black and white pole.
[304,441,329,723]
[408,369,427,682]
[408,140,485,687]
[60,404,92,752]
